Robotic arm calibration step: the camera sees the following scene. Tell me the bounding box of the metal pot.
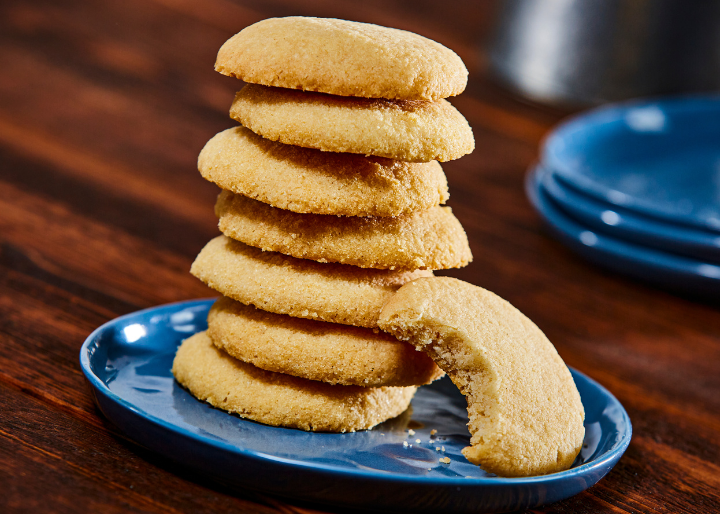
[488,0,720,105]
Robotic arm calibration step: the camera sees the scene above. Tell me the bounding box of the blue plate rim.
[80,298,632,486]
[540,94,720,231]
[527,165,720,284]
[539,164,720,260]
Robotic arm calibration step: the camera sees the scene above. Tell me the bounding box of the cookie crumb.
[430,429,437,436]
[408,429,415,436]
[415,439,421,444]
[435,447,441,451]
[403,441,409,448]
[439,457,451,464]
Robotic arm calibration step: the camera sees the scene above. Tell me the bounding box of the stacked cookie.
[173,17,474,433]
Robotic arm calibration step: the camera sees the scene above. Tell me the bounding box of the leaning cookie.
[230,85,474,163]
[216,17,467,101]
[191,236,432,328]
[378,277,585,477]
[199,126,449,216]
[215,191,472,270]
[207,297,443,387]
[173,331,417,432]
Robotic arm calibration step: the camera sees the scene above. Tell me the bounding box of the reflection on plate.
[81,299,631,513]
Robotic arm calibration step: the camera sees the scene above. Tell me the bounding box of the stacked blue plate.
[527,96,720,296]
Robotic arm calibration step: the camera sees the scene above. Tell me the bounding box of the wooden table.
[2,1,718,512]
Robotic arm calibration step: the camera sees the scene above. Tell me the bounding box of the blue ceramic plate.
[528,166,720,296]
[540,166,720,263]
[80,299,631,514]
[542,96,720,232]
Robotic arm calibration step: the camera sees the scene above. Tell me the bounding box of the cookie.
[172,331,417,432]
[199,126,449,216]
[215,17,467,101]
[378,277,585,477]
[207,297,443,387]
[215,191,472,270]
[191,235,432,328]
[229,85,474,163]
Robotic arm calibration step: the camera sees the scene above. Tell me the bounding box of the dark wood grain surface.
[1,1,718,512]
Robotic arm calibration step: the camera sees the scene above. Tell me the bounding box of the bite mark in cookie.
[378,277,585,477]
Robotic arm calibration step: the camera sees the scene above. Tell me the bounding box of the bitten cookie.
[207,297,443,387]
[378,277,585,477]
[191,236,432,328]
[230,85,474,163]
[172,331,417,432]
[215,191,472,270]
[199,126,449,216]
[215,17,467,101]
